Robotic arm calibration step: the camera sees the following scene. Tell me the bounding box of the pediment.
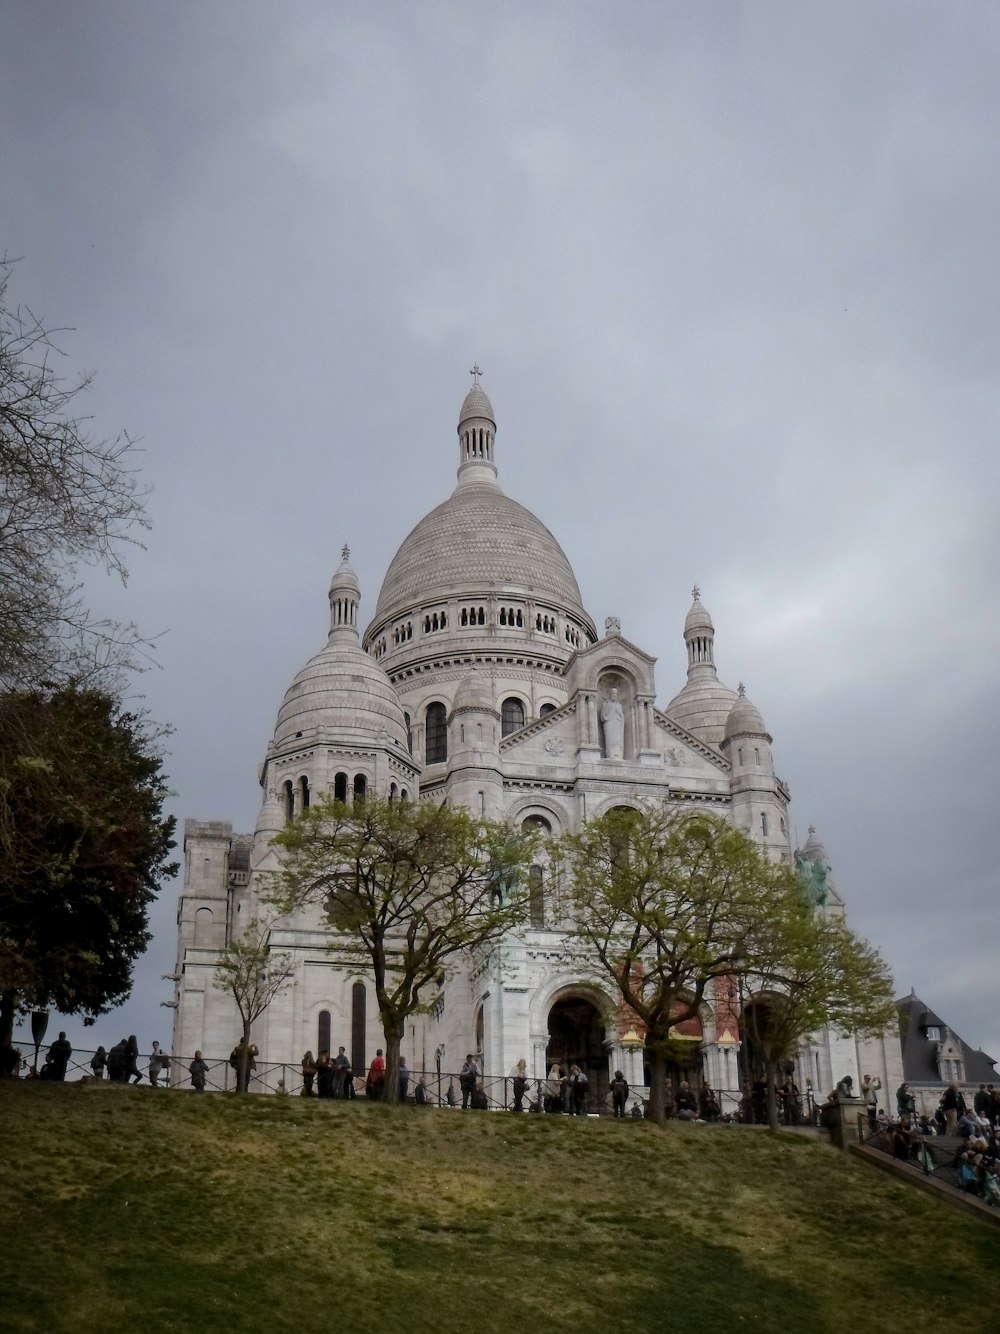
[652,709,730,774]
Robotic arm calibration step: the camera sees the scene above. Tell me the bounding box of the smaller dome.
[665,677,738,746]
[459,383,495,426]
[684,586,714,636]
[274,640,407,750]
[452,667,498,716]
[723,684,771,742]
[801,825,828,861]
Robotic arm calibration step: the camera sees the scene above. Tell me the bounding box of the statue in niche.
[600,687,625,760]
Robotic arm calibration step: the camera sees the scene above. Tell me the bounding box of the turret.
[720,683,789,858]
[446,667,503,817]
[664,587,738,746]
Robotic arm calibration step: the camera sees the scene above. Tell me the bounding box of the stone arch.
[504,795,569,834]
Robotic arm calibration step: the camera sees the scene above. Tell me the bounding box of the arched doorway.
[546,996,609,1112]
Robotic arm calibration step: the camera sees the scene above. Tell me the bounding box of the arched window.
[334,771,348,804]
[283,780,294,822]
[194,906,214,946]
[389,783,397,804]
[404,712,412,755]
[318,1010,331,1059]
[760,812,769,838]
[501,697,525,737]
[351,982,366,1074]
[528,865,544,928]
[425,702,447,763]
[539,703,556,718]
[354,773,367,803]
[400,788,409,802]
[299,775,310,811]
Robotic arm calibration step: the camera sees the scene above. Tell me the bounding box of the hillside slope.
[2,1082,997,1334]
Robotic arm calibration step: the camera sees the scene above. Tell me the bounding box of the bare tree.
[213,918,293,1093]
[0,257,150,689]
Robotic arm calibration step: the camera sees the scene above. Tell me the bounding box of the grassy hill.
[2,1081,998,1334]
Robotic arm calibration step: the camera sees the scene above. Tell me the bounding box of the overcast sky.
[3,2,998,1073]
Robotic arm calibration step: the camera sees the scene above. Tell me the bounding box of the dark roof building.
[897,991,996,1099]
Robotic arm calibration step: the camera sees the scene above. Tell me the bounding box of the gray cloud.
[2,0,997,1067]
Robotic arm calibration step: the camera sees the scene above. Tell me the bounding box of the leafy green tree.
[0,257,150,690]
[557,804,792,1124]
[269,794,533,1104]
[0,684,177,1043]
[213,917,293,1093]
[739,897,896,1131]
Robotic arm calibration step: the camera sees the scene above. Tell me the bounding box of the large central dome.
[369,377,592,632]
[373,485,587,622]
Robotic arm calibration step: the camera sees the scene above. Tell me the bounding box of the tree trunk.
[766,1061,780,1132]
[381,1016,403,1106]
[0,991,15,1047]
[647,1051,668,1125]
[237,1017,252,1094]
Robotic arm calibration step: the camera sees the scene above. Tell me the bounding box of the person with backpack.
[610,1069,630,1119]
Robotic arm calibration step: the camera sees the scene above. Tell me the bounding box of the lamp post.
[435,1043,445,1108]
[30,1009,49,1076]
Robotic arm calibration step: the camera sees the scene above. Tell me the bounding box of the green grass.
[2,1081,997,1333]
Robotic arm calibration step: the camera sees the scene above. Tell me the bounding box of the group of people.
[90,1037,169,1086]
[872,1079,1000,1206]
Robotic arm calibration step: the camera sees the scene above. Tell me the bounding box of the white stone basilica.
[171,377,902,1107]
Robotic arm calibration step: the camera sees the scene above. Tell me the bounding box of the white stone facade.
[170,378,903,1109]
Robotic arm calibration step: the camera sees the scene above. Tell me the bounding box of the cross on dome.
[341,544,350,561]
[470,363,483,384]
[691,584,701,600]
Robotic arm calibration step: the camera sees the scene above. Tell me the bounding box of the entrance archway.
[545,996,608,1111]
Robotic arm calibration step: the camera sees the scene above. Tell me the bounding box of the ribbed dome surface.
[459,385,495,424]
[274,640,407,749]
[684,598,714,635]
[373,486,588,622]
[724,690,770,741]
[452,667,498,714]
[665,677,739,748]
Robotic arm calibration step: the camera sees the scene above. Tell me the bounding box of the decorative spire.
[683,586,716,676]
[456,370,498,489]
[737,682,746,697]
[328,541,361,640]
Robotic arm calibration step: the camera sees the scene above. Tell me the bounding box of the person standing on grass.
[511,1058,528,1112]
[189,1051,208,1092]
[611,1070,629,1119]
[367,1048,385,1100]
[148,1041,167,1087]
[399,1056,410,1102]
[48,1032,72,1081]
[90,1047,108,1080]
[459,1054,478,1110]
[125,1035,142,1085]
[301,1051,317,1097]
[333,1046,350,1098]
[570,1064,589,1116]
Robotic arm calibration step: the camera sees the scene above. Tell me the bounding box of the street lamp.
[435,1043,445,1107]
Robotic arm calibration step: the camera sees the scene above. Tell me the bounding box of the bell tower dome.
[456,363,498,489]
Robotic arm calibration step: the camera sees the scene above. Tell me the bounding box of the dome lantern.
[328,543,360,640]
[456,364,498,489]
